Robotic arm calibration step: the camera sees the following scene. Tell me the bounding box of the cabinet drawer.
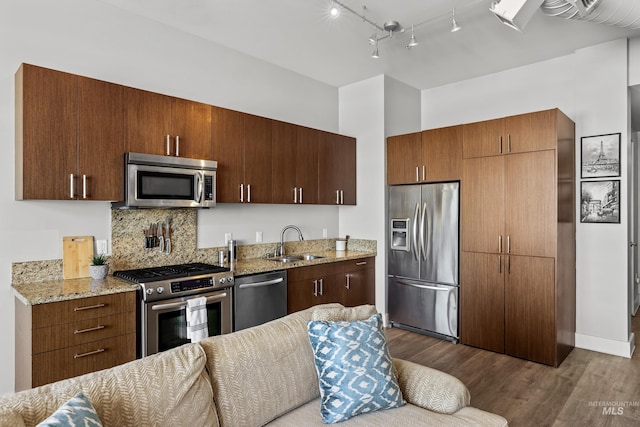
[32,292,136,328]
[342,257,374,272]
[32,333,137,387]
[32,311,136,354]
[287,262,342,281]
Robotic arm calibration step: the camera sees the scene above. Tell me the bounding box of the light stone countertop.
[12,249,376,306]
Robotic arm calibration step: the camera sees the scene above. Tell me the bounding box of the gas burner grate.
[113,262,229,284]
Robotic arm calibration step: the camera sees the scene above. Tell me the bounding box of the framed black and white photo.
[580,180,620,224]
[580,133,621,178]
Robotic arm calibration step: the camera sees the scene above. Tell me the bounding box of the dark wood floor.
[385,314,640,427]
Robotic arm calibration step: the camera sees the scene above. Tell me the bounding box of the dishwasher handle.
[237,277,284,289]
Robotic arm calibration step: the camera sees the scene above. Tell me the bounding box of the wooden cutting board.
[63,236,94,279]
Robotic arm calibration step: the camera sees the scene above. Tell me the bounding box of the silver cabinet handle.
[175,135,180,157]
[74,325,105,335]
[507,134,511,153]
[336,190,340,205]
[422,165,426,181]
[238,278,284,289]
[74,303,105,312]
[356,261,367,266]
[346,274,350,290]
[69,174,75,199]
[293,187,298,203]
[415,166,419,182]
[247,184,251,203]
[82,175,87,199]
[313,279,318,297]
[340,190,344,205]
[240,184,244,202]
[319,278,324,296]
[166,134,172,156]
[299,187,303,204]
[507,235,511,253]
[74,348,105,359]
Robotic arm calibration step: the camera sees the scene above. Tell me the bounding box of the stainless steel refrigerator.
[387,182,459,341]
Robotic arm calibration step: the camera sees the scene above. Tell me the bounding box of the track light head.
[406,24,418,48]
[451,8,462,32]
[371,46,380,58]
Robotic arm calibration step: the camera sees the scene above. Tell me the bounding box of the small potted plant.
[89,254,109,280]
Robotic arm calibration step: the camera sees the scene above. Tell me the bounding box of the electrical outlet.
[322,228,328,238]
[96,239,108,255]
[224,233,232,245]
[256,231,263,243]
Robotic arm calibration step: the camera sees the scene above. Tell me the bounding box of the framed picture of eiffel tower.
[580,133,621,178]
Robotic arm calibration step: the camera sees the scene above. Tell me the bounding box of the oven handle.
[237,277,284,289]
[150,292,228,311]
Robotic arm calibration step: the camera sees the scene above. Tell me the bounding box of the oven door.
[142,288,232,357]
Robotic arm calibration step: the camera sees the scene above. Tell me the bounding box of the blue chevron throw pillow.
[307,313,405,424]
[37,392,103,427]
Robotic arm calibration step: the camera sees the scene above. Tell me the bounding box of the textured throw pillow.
[311,305,377,322]
[37,392,103,427]
[307,313,405,424]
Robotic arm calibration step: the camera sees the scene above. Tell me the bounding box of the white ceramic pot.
[89,264,109,280]
[336,239,347,251]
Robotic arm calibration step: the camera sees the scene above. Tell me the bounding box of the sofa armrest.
[392,358,470,415]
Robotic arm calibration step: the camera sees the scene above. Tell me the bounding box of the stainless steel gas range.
[113,262,234,357]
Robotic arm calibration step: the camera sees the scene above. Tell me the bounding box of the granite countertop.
[13,249,376,306]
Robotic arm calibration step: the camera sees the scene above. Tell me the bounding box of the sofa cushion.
[200,306,329,427]
[0,408,26,427]
[267,398,509,426]
[36,392,102,427]
[307,314,405,423]
[311,305,377,322]
[0,343,218,427]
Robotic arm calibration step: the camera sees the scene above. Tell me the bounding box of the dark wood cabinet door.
[287,278,319,313]
[171,98,212,160]
[505,256,555,365]
[460,251,505,353]
[506,151,556,257]
[336,134,356,205]
[423,125,462,182]
[212,106,244,203]
[318,131,338,205]
[244,114,272,203]
[344,266,375,307]
[17,64,78,200]
[387,132,422,185]
[78,77,124,201]
[296,126,319,204]
[124,87,171,155]
[272,121,297,204]
[319,133,356,205]
[461,156,505,254]
[318,273,343,305]
[504,110,557,154]
[462,118,504,159]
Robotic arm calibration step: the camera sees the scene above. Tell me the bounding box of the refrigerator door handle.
[412,202,420,261]
[396,280,449,292]
[420,202,428,261]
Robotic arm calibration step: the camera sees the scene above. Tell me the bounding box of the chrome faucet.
[277,225,304,256]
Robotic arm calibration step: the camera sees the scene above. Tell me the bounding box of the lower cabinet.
[460,251,560,366]
[15,292,137,391]
[287,257,375,313]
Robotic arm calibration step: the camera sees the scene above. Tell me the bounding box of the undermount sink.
[267,254,325,263]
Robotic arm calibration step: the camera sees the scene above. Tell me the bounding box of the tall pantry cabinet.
[460,109,575,367]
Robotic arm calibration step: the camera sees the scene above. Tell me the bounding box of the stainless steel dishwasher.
[233,270,287,331]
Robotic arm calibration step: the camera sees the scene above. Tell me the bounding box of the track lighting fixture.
[451,8,462,32]
[326,0,464,58]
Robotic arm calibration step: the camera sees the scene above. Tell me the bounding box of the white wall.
[421,39,633,357]
[0,0,340,395]
[338,75,421,318]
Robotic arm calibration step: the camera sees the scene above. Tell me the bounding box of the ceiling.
[97,0,640,91]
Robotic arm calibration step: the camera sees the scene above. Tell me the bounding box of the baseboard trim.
[575,332,635,358]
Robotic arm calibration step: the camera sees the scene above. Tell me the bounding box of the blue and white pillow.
[37,392,103,427]
[307,313,405,424]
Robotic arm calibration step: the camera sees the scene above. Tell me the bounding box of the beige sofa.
[0,304,508,427]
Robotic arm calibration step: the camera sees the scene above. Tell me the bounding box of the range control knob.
[145,288,153,295]
[219,277,227,285]
[156,287,164,294]
[227,276,234,284]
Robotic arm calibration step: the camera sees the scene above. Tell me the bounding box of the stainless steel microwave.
[115,152,217,209]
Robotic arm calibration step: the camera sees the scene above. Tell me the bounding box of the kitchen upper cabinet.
[463,110,560,159]
[318,132,356,205]
[124,87,212,159]
[387,126,462,185]
[272,122,319,204]
[211,107,272,203]
[16,64,124,201]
